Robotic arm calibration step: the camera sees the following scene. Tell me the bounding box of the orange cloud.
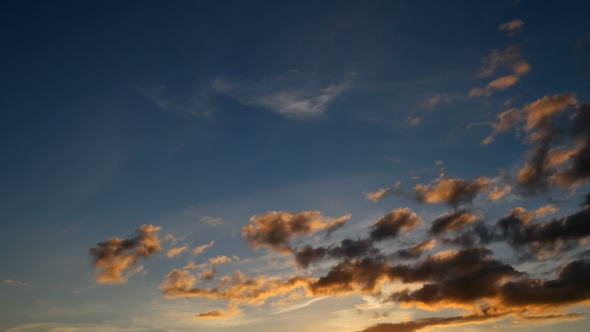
[161,269,313,309]
[470,45,531,98]
[166,245,188,258]
[365,188,393,203]
[242,211,351,254]
[413,177,491,208]
[192,240,214,256]
[429,210,478,235]
[89,225,161,284]
[487,185,511,200]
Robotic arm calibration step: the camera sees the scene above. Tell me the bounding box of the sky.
[2,1,590,331]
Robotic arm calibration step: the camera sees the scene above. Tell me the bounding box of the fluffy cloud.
[295,238,378,269]
[429,210,478,235]
[161,269,313,309]
[89,225,161,284]
[370,208,423,242]
[242,211,350,254]
[412,177,491,208]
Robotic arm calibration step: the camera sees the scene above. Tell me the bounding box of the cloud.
[508,94,579,194]
[412,176,492,208]
[448,199,590,258]
[370,208,423,242]
[365,183,403,203]
[166,245,188,258]
[487,185,512,200]
[523,93,578,131]
[209,255,233,265]
[365,188,393,203]
[416,96,451,110]
[480,108,524,145]
[192,240,215,256]
[500,258,590,309]
[429,210,478,235]
[242,211,351,254]
[360,308,507,332]
[294,238,378,269]
[498,20,524,35]
[139,85,214,119]
[198,267,218,281]
[387,247,519,309]
[202,216,223,226]
[195,307,241,320]
[89,225,162,284]
[532,204,558,218]
[213,72,354,119]
[161,269,312,308]
[469,45,531,97]
[392,240,436,260]
[3,279,29,287]
[552,103,590,188]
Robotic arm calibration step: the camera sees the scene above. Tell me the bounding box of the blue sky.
[2,1,590,331]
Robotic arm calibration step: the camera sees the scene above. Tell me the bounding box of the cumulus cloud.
[89,225,162,284]
[469,45,531,97]
[429,210,478,235]
[370,208,423,242]
[412,176,491,208]
[295,238,378,269]
[213,72,353,119]
[242,211,351,254]
[161,269,312,309]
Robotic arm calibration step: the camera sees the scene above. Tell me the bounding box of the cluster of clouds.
[89,189,590,330]
[86,19,590,332]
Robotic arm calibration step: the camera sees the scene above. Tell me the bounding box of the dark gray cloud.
[370,208,422,242]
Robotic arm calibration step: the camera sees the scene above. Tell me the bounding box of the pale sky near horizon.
[2,1,590,331]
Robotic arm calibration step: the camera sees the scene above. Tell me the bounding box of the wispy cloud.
[3,279,29,287]
[213,71,354,119]
[469,45,531,97]
[139,85,214,119]
[498,20,524,35]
